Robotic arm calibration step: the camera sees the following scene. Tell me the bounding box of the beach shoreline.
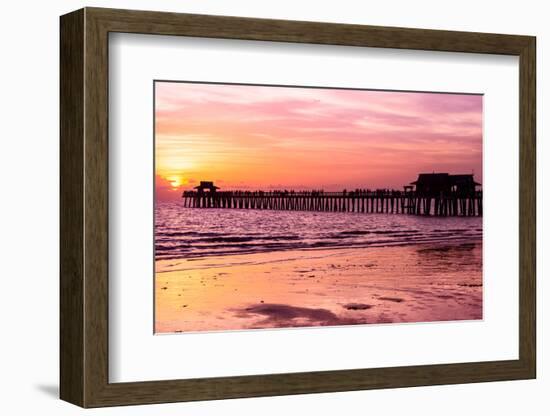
[155,239,482,334]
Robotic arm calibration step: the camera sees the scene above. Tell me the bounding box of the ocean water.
[155,202,482,261]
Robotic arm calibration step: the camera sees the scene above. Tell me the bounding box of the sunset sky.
[155,81,482,201]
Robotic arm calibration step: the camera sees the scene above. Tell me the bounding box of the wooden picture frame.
[60,7,536,408]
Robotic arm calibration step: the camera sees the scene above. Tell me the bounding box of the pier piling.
[182,189,482,217]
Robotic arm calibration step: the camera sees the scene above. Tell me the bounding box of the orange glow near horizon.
[155,82,482,201]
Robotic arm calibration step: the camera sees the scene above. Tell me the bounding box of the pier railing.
[181,189,482,216]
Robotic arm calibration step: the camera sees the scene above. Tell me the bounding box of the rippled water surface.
[155,202,482,260]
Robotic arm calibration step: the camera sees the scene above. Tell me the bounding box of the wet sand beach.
[155,240,482,333]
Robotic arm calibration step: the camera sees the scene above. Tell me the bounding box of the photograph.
[154,81,483,334]
[51,4,538,410]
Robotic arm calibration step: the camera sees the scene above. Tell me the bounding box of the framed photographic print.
[60,7,536,407]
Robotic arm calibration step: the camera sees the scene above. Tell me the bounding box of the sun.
[166,175,182,189]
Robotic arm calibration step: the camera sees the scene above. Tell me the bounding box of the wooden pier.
[181,189,482,217]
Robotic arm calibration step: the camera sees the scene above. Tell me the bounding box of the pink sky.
[155,82,482,201]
